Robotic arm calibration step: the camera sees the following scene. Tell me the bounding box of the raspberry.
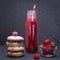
[33,54,40,59]
[12,31,18,36]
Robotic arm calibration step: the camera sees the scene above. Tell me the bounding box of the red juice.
[25,10,38,53]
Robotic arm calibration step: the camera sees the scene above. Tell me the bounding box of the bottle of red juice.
[25,10,38,53]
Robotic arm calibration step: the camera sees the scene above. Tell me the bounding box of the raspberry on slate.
[33,54,40,59]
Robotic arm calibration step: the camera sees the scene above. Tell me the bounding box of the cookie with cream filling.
[7,47,24,57]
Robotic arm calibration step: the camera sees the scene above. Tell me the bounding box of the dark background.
[0,0,60,45]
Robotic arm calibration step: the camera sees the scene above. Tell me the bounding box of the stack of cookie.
[6,31,24,57]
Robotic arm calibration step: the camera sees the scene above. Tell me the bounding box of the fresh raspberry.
[12,31,18,36]
[33,54,40,59]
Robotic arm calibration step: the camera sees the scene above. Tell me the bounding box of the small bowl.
[39,46,57,57]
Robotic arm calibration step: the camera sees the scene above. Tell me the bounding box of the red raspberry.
[33,54,40,59]
[12,31,18,36]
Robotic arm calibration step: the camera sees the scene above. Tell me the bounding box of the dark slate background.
[0,0,60,45]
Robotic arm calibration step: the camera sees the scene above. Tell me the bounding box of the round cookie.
[6,31,24,47]
[7,47,24,57]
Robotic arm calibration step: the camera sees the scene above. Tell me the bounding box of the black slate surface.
[0,45,60,60]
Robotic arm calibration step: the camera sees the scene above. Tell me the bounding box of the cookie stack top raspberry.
[6,31,24,57]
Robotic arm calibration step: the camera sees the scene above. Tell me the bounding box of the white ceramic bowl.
[39,46,57,57]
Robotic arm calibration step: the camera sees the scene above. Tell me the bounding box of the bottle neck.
[27,10,36,22]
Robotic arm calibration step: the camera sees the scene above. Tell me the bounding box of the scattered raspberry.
[33,54,40,59]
